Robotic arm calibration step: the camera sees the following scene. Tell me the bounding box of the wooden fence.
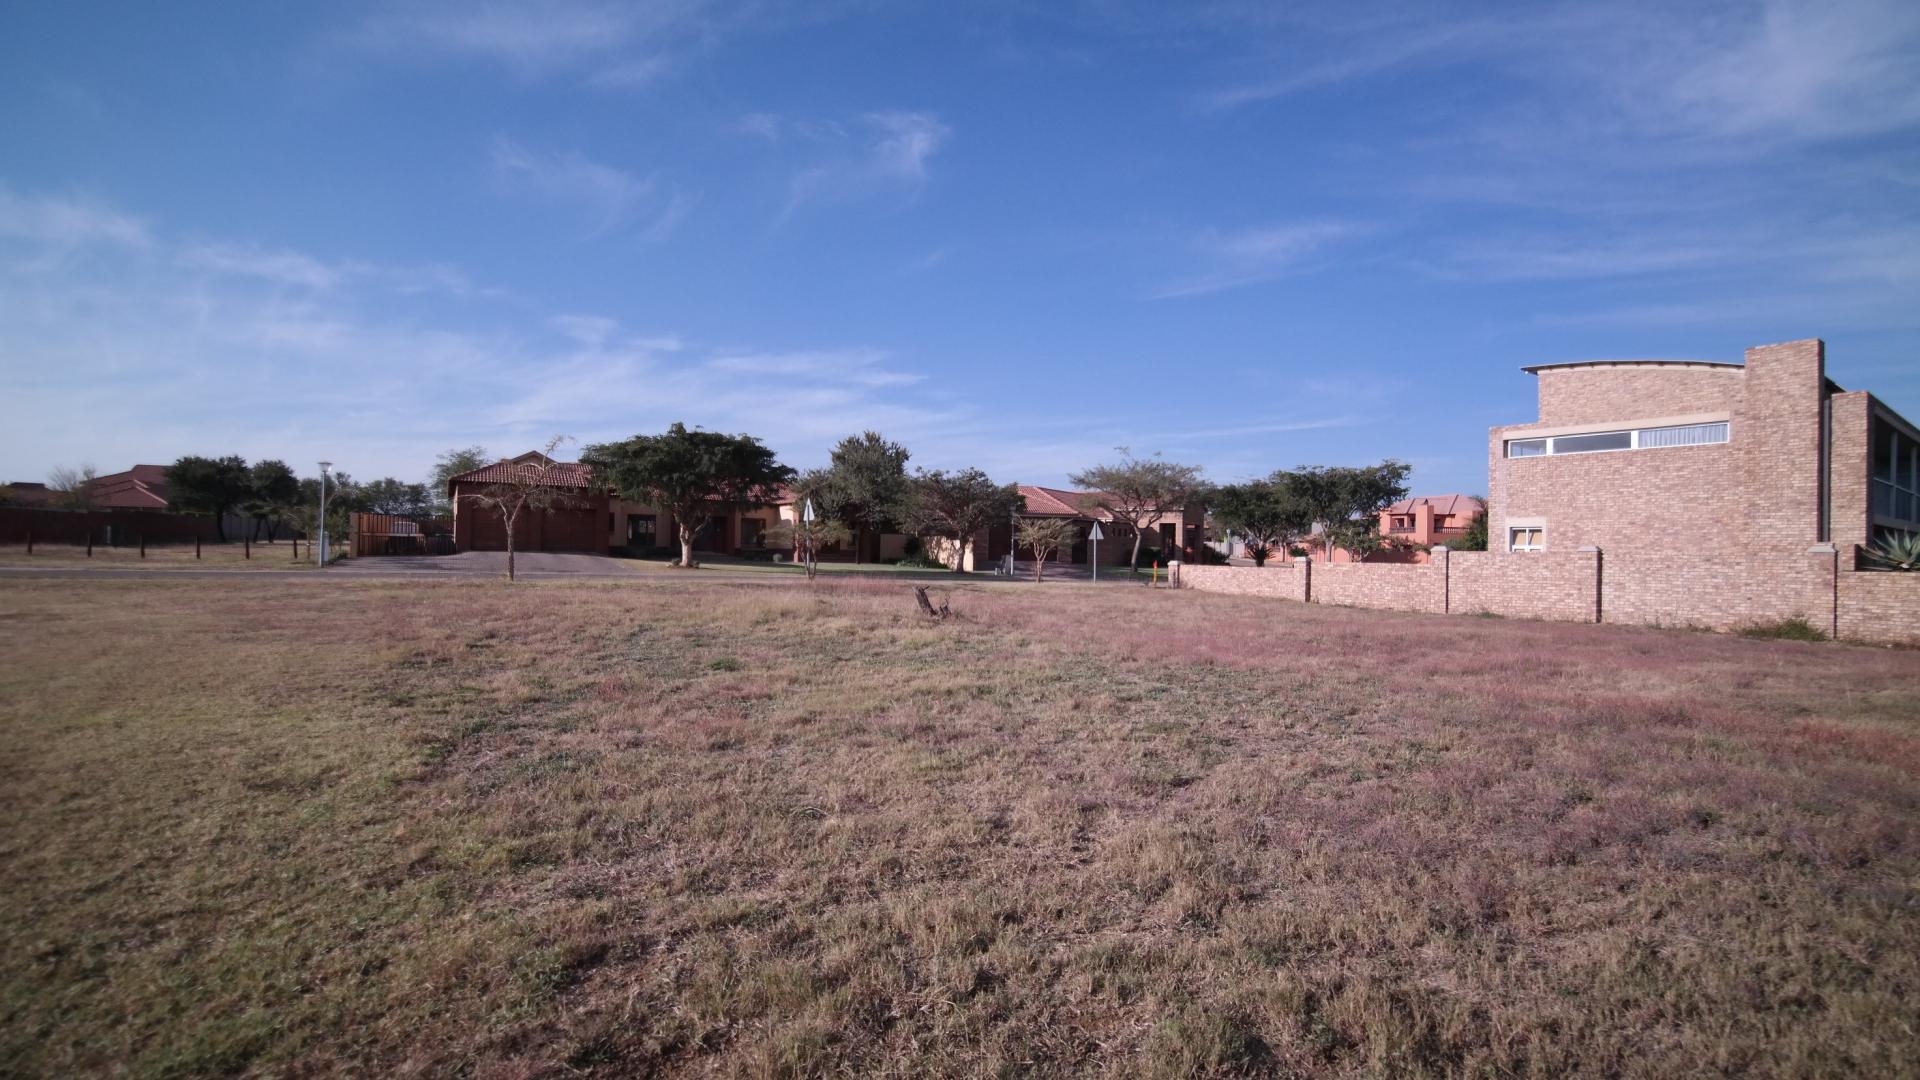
[0,506,230,546]
[351,513,455,557]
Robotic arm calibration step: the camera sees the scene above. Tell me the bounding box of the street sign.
[1088,521,1103,581]
[1087,522,1104,541]
[802,498,816,522]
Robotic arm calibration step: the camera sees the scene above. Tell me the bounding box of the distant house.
[448,450,781,556]
[3,482,56,507]
[88,465,173,510]
[1373,494,1484,563]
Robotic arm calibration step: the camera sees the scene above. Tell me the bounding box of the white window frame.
[1508,526,1545,552]
[1505,421,1728,459]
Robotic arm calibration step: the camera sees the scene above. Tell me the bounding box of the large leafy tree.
[1069,450,1208,574]
[1210,479,1314,566]
[1281,461,1411,563]
[583,423,793,569]
[246,459,300,541]
[167,455,252,541]
[824,431,911,563]
[430,446,491,513]
[359,478,433,517]
[903,468,1024,574]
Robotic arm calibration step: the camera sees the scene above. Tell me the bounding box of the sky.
[2,0,1917,495]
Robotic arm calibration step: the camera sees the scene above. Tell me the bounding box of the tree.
[1070,449,1208,574]
[1210,480,1314,566]
[167,455,252,541]
[1282,461,1410,563]
[430,446,491,513]
[823,431,911,563]
[46,464,98,510]
[0,485,13,506]
[246,459,300,541]
[582,424,793,569]
[765,517,852,578]
[903,468,1024,574]
[359,478,433,517]
[456,437,578,581]
[1451,501,1490,552]
[1014,516,1077,582]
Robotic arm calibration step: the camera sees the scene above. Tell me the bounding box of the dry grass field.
[2,577,1917,1077]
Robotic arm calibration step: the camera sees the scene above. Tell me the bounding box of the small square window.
[1509,527,1544,552]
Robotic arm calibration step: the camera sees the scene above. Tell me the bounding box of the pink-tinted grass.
[1,576,1916,1076]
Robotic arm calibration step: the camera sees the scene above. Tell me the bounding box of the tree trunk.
[1032,552,1046,583]
[505,515,517,581]
[680,520,696,568]
[1129,530,1143,574]
[214,510,229,544]
[952,536,966,574]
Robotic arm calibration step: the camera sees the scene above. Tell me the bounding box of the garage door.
[539,508,600,552]
[467,505,532,552]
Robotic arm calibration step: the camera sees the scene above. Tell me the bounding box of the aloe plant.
[1864,531,1920,571]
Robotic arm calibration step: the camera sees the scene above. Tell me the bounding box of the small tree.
[1209,480,1313,566]
[246,459,300,541]
[765,517,852,578]
[167,455,252,541]
[904,469,1024,574]
[1014,516,1077,582]
[430,446,491,513]
[46,464,98,510]
[825,431,911,563]
[582,424,793,569]
[458,437,577,581]
[1070,449,1207,574]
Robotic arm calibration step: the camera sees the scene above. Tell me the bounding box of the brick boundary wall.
[1178,547,1918,647]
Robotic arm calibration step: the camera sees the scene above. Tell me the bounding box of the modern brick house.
[1488,338,1919,562]
[978,485,1205,569]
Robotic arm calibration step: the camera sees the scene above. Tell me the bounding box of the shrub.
[1863,531,1920,571]
[902,535,922,557]
[1739,617,1827,642]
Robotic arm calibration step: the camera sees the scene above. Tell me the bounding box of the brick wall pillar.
[1580,546,1603,622]
[1301,555,1313,604]
[1809,543,1839,639]
[1433,545,1451,612]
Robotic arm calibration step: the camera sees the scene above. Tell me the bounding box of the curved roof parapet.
[1520,359,1743,374]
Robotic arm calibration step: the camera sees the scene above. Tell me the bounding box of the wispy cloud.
[490,136,693,240]
[0,185,151,249]
[1149,221,1356,299]
[346,0,708,86]
[755,110,952,216]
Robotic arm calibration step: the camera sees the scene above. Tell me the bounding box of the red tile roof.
[89,466,172,510]
[1017,485,1100,517]
[1384,494,1483,516]
[448,455,596,491]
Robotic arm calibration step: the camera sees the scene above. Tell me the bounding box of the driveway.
[331,552,641,577]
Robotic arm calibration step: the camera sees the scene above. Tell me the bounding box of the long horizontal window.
[1506,421,1728,459]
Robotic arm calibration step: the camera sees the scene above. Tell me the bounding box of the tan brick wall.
[1447,550,1599,622]
[1829,391,1874,554]
[1490,440,1737,552]
[1312,561,1445,613]
[1179,555,1918,646]
[1536,363,1740,426]
[1838,572,1920,643]
[1178,563,1306,601]
[1736,339,1827,556]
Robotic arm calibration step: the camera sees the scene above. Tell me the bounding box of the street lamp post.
[317,461,332,567]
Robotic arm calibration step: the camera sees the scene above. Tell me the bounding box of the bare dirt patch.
[2,577,1916,1076]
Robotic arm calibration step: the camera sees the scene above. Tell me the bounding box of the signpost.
[801,498,817,578]
[1088,521,1104,582]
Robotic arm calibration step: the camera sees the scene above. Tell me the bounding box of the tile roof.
[448,455,596,491]
[1384,494,1483,516]
[89,466,172,510]
[1017,485,1098,517]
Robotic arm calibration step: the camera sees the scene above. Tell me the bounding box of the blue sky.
[2,1,1917,494]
